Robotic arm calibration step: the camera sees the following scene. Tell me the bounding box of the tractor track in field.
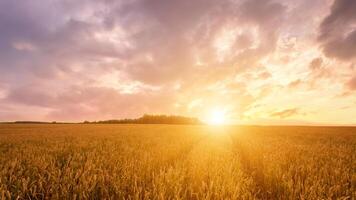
[136,131,242,199]
[229,133,288,199]
[151,133,208,172]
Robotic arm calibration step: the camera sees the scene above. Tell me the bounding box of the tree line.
[84,114,202,125]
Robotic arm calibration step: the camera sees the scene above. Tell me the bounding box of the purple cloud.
[318,0,356,61]
[0,0,355,124]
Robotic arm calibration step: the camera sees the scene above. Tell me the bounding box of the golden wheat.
[0,124,355,199]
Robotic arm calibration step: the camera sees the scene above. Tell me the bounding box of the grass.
[0,124,355,199]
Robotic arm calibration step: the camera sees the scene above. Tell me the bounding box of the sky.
[0,0,355,125]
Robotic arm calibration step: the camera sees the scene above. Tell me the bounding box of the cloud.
[308,57,332,79]
[309,58,323,70]
[240,0,286,27]
[4,1,283,101]
[3,84,179,121]
[110,0,287,85]
[0,0,355,124]
[347,76,356,90]
[258,71,272,80]
[318,0,356,61]
[270,108,300,119]
[288,79,302,89]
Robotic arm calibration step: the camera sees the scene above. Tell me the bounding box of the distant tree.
[84,114,202,125]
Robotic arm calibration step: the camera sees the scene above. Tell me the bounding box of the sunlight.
[208,109,227,125]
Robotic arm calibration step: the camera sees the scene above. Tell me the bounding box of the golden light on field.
[0,125,354,199]
[1,0,356,198]
[207,108,227,125]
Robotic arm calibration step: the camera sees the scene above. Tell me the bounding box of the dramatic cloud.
[318,0,356,61]
[0,0,355,124]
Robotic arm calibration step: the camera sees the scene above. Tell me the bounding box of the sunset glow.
[0,1,355,198]
[0,0,355,125]
[208,109,227,125]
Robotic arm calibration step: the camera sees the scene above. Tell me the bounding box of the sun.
[208,109,227,125]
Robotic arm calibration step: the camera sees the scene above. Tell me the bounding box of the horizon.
[1,0,356,125]
[2,114,356,127]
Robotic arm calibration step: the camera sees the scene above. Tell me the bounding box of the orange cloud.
[270,108,300,119]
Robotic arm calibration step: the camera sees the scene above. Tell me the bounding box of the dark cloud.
[240,0,286,27]
[5,0,350,123]
[309,58,323,70]
[235,0,286,61]
[308,57,331,79]
[318,0,356,61]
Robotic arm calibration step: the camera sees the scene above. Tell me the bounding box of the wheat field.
[0,124,355,199]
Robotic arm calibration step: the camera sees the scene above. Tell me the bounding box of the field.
[0,124,355,199]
